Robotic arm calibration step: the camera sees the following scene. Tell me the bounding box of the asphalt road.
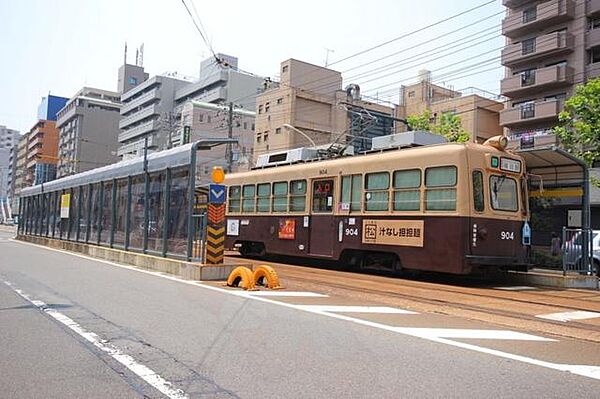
[1,229,600,398]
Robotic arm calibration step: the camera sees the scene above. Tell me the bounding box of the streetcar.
[223,136,530,275]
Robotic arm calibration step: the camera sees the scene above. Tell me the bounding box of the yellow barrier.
[253,265,281,290]
[226,266,255,290]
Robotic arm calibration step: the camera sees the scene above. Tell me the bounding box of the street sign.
[209,184,226,204]
[60,193,70,218]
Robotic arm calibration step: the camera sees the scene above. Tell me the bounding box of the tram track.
[228,254,600,343]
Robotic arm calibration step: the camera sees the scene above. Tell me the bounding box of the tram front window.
[490,175,518,212]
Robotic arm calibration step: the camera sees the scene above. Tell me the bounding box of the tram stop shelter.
[516,144,594,274]
[18,139,237,263]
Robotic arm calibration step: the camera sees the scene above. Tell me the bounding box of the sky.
[0,0,506,135]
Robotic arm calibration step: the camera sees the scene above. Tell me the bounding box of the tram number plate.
[345,228,359,236]
[501,231,514,240]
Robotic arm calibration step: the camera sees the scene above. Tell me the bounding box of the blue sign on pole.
[208,184,226,204]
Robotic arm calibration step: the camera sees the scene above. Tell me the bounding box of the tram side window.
[393,169,421,211]
[365,172,389,211]
[472,170,485,212]
[340,174,362,211]
[242,185,256,213]
[289,179,307,212]
[256,183,271,212]
[490,175,518,212]
[272,182,288,212]
[228,186,241,213]
[425,166,457,211]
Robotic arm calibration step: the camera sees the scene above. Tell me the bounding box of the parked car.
[563,230,600,275]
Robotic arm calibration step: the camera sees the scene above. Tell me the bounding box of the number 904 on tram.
[223,136,530,275]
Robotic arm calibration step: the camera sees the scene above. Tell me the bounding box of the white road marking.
[2,280,188,399]
[11,239,600,381]
[494,286,538,291]
[244,291,328,297]
[295,305,417,314]
[391,328,555,341]
[536,311,600,323]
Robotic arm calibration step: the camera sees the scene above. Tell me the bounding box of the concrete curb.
[507,270,599,289]
[16,234,247,281]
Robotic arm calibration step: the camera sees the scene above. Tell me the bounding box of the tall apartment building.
[253,59,397,163]
[11,134,29,212]
[56,87,121,178]
[0,125,20,199]
[26,120,60,185]
[396,74,504,143]
[500,0,600,138]
[175,54,266,176]
[118,74,189,158]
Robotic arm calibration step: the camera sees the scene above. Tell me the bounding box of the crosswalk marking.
[391,327,555,341]
[243,291,328,298]
[494,286,538,291]
[536,311,600,323]
[295,305,417,314]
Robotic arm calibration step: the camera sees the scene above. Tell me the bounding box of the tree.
[406,110,470,143]
[553,78,600,167]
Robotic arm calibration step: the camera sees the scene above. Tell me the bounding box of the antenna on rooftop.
[124,42,127,64]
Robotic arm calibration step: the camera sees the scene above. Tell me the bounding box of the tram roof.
[21,142,196,196]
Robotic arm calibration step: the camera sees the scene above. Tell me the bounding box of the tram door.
[309,178,335,257]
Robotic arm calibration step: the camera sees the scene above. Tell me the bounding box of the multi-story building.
[25,120,60,185]
[500,0,600,138]
[0,125,20,200]
[253,59,397,163]
[56,87,121,178]
[11,134,29,212]
[118,74,189,158]
[396,74,504,143]
[175,54,266,176]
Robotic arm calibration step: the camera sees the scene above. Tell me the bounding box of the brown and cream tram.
[223,136,530,274]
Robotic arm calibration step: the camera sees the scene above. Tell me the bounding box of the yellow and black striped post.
[206,167,226,264]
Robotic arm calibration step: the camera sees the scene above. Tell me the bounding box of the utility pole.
[226,102,233,173]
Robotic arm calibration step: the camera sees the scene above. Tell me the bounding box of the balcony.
[501,65,573,96]
[502,0,575,39]
[589,0,600,17]
[499,99,564,127]
[502,31,574,67]
[586,28,600,50]
[120,88,158,115]
[503,0,535,7]
[587,62,600,80]
[117,135,155,156]
[118,120,158,143]
[118,104,159,129]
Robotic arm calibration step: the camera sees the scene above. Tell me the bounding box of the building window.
[258,105,263,114]
[251,123,255,131]
[520,101,535,119]
[282,65,288,73]
[198,114,204,122]
[521,69,536,86]
[265,102,270,112]
[590,46,600,64]
[128,77,138,85]
[207,115,211,123]
[243,122,248,129]
[256,133,262,143]
[590,17,600,30]
[408,91,415,97]
[522,6,536,24]
[275,127,281,134]
[521,37,536,55]
[277,98,283,105]
[264,132,269,142]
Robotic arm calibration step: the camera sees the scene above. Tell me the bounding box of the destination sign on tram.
[500,157,522,173]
